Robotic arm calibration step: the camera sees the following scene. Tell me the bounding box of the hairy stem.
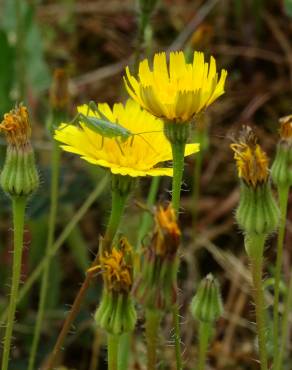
[108,334,119,370]
[273,185,289,361]
[274,271,292,370]
[145,309,161,370]
[1,196,26,370]
[247,234,268,370]
[171,142,186,215]
[197,321,212,370]
[28,143,61,370]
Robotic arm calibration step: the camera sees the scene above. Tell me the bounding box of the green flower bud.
[271,115,292,188]
[236,181,279,236]
[133,204,180,311]
[0,105,39,198]
[271,144,292,188]
[190,274,223,323]
[95,291,137,335]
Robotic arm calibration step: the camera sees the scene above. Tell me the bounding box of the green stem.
[171,142,186,215]
[197,321,212,370]
[108,334,120,370]
[0,176,109,326]
[28,143,61,370]
[274,271,292,370]
[246,234,268,370]
[273,185,289,362]
[1,196,26,370]
[170,141,186,370]
[192,149,203,225]
[172,305,183,370]
[43,180,129,370]
[136,177,160,249]
[145,309,161,370]
[118,333,130,370]
[103,188,128,250]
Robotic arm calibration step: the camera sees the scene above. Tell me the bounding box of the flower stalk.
[145,309,161,370]
[0,105,39,370]
[270,115,292,363]
[190,274,223,370]
[1,196,26,370]
[231,127,279,370]
[245,234,268,370]
[44,175,131,370]
[28,69,69,370]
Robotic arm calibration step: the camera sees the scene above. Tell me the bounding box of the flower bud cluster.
[133,204,181,311]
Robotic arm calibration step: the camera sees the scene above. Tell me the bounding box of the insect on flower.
[62,100,161,153]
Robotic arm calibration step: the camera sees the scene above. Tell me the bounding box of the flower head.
[279,115,292,142]
[54,99,199,177]
[230,126,269,187]
[0,104,31,147]
[94,238,137,334]
[124,51,227,122]
[0,104,39,197]
[133,203,180,310]
[154,204,181,256]
[99,238,133,293]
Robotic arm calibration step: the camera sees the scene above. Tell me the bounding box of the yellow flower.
[54,99,199,177]
[230,127,269,187]
[124,51,227,122]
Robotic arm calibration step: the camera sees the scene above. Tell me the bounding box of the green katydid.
[61,101,161,153]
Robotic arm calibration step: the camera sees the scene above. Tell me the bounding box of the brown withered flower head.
[133,203,181,311]
[230,126,269,187]
[0,104,31,147]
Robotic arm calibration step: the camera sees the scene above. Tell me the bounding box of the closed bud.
[271,115,292,188]
[93,238,137,335]
[190,274,223,323]
[236,181,279,236]
[133,204,181,311]
[0,104,39,198]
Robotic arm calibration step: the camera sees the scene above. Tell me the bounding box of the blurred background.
[0,0,292,369]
